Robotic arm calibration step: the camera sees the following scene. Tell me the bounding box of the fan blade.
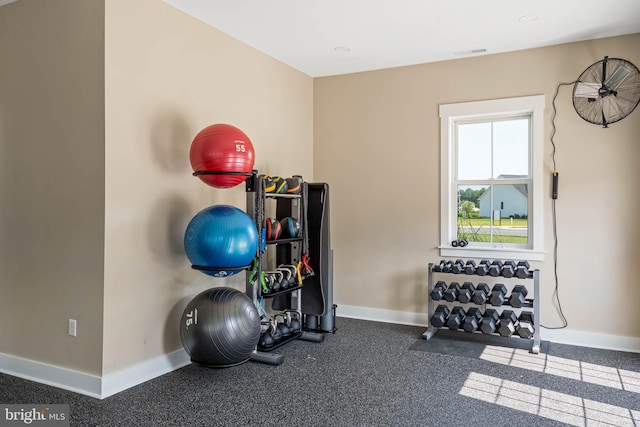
[574,82,599,98]
[604,64,633,91]
[602,56,608,86]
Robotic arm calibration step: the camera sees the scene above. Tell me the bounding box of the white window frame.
[440,95,545,261]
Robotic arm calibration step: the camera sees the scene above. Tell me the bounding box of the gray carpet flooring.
[1,317,639,426]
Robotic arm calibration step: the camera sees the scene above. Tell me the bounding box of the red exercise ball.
[189,123,255,188]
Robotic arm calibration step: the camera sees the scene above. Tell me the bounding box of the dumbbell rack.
[422,260,541,354]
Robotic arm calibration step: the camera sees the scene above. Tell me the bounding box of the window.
[440,95,545,261]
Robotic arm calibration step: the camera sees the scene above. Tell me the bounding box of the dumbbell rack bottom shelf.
[423,262,541,354]
[257,331,303,352]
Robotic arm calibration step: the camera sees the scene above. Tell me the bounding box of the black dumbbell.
[516,260,531,279]
[451,259,465,274]
[502,260,516,278]
[475,259,490,276]
[517,312,535,338]
[489,284,508,306]
[509,285,529,308]
[444,282,461,302]
[480,309,500,334]
[432,260,446,272]
[497,310,519,337]
[458,282,476,304]
[489,260,504,277]
[431,305,450,328]
[463,307,482,333]
[464,260,477,275]
[447,306,466,330]
[431,281,447,301]
[442,260,454,273]
[472,283,491,305]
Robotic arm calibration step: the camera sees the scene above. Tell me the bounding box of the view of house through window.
[455,117,531,246]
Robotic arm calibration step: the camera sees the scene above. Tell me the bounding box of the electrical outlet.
[68,319,77,337]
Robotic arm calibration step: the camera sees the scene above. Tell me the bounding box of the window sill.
[439,246,545,261]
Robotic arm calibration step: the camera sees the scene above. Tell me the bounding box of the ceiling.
[163,0,640,77]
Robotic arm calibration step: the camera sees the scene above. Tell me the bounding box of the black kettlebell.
[259,331,274,348]
[276,313,291,337]
[286,310,302,334]
[271,325,283,343]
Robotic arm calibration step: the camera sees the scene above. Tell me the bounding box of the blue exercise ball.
[184,205,258,277]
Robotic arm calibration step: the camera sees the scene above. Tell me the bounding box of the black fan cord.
[541,81,575,330]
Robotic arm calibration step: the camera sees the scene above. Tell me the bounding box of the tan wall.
[314,34,640,338]
[0,0,105,374]
[103,0,313,375]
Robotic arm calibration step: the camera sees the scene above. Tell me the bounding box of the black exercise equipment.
[431,305,450,328]
[442,260,454,273]
[301,183,334,332]
[431,281,447,300]
[488,260,504,277]
[458,282,475,304]
[475,259,490,276]
[501,260,516,278]
[463,260,476,275]
[497,310,519,337]
[508,285,529,308]
[462,307,482,333]
[472,283,491,305]
[489,284,508,306]
[447,306,466,330]
[433,260,447,272]
[451,259,465,274]
[479,309,500,335]
[516,260,531,279]
[517,312,535,338]
[444,282,461,302]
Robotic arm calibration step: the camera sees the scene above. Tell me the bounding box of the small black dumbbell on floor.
[451,259,465,274]
[447,306,466,330]
[475,259,490,276]
[501,260,516,278]
[489,284,508,306]
[458,282,476,304]
[517,312,535,338]
[463,307,483,333]
[489,260,504,277]
[508,285,529,308]
[497,310,519,337]
[444,282,461,302]
[430,305,450,328]
[464,260,477,275]
[516,260,531,279]
[431,281,447,301]
[472,283,491,305]
[480,309,500,335]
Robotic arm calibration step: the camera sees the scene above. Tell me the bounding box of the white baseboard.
[0,349,191,399]
[0,353,102,398]
[101,349,191,398]
[337,304,640,354]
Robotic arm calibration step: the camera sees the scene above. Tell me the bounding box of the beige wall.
[0,0,105,374]
[103,0,313,375]
[314,34,640,339]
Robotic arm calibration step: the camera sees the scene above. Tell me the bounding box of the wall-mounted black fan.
[572,56,640,128]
